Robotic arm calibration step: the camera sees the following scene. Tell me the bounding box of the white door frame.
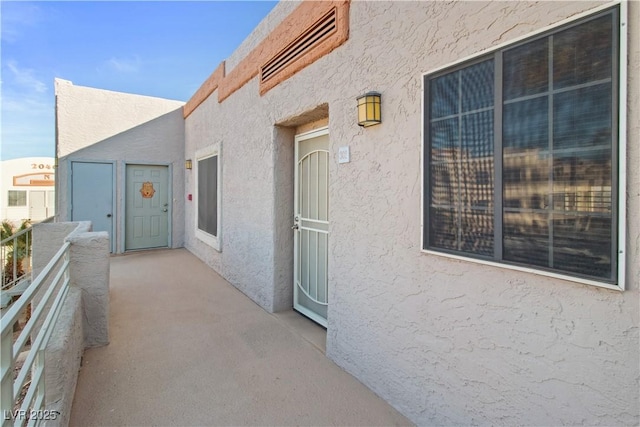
[293,126,329,327]
[121,161,173,253]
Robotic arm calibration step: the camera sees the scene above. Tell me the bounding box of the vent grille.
[261,8,337,83]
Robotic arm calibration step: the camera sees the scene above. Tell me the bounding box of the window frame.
[420,2,627,291]
[7,190,27,207]
[194,144,222,251]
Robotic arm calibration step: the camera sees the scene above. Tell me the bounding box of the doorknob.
[162,209,168,212]
[291,224,299,230]
[106,214,112,218]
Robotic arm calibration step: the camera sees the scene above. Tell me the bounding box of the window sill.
[195,228,221,252]
[420,249,623,291]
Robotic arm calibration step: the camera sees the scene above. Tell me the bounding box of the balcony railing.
[1,227,32,294]
[1,219,55,308]
[0,241,70,426]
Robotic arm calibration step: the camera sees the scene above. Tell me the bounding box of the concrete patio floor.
[70,248,411,426]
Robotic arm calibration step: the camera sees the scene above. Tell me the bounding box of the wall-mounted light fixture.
[185,159,193,170]
[357,92,381,127]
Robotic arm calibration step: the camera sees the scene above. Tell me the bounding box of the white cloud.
[6,61,47,93]
[1,59,53,159]
[106,56,142,73]
[0,3,44,43]
[1,94,49,114]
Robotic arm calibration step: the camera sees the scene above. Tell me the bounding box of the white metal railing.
[1,227,32,293]
[0,241,70,426]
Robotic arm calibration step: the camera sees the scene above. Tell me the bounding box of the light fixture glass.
[357,92,381,127]
[185,159,193,170]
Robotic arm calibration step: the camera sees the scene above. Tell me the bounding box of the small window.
[423,8,622,287]
[195,146,221,250]
[8,191,27,207]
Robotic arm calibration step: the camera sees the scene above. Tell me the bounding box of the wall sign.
[140,182,155,198]
[13,172,55,186]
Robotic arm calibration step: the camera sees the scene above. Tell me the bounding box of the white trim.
[295,125,329,141]
[616,0,628,291]
[420,2,626,291]
[420,69,426,253]
[194,144,222,251]
[293,126,330,327]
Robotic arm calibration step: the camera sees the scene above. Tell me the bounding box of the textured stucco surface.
[224,1,298,73]
[55,80,185,253]
[66,227,110,348]
[32,222,109,426]
[32,222,78,277]
[43,288,82,427]
[184,1,639,425]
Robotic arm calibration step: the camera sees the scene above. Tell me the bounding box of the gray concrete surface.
[70,248,411,426]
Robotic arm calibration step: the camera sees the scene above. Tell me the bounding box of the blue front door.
[71,162,114,251]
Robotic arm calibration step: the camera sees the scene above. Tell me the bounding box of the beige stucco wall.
[184,1,639,425]
[55,80,185,252]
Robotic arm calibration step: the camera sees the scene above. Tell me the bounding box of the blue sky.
[1,1,277,160]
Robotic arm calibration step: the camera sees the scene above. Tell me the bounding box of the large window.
[8,191,27,207]
[195,147,221,250]
[423,8,622,286]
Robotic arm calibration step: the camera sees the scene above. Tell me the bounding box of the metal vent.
[261,8,337,83]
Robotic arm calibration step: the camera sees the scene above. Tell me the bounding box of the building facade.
[1,157,56,224]
[56,1,639,425]
[55,79,185,253]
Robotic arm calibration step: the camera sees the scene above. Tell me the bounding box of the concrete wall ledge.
[32,221,110,426]
[42,288,83,427]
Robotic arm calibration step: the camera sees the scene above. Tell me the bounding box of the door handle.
[162,209,168,212]
[291,224,299,230]
[107,214,112,218]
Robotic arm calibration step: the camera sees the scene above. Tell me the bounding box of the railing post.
[26,230,31,277]
[1,245,5,287]
[1,327,13,427]
[12,238,17,285]
[36,348,46,411]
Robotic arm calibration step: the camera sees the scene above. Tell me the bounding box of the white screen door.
[293,128,329,327]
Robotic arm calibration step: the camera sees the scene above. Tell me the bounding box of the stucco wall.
[224,1,299,72]
[32,221,110,426]
[55,80,185,252]
[184,1,639,425]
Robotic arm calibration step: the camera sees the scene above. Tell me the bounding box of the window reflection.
[429,60,495,255]
[504,38,548,100]
[553,85,612,149]
[553,15,612,89]
[426,10,617,281]
[500,15,613,277]
[503,97,548,150]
